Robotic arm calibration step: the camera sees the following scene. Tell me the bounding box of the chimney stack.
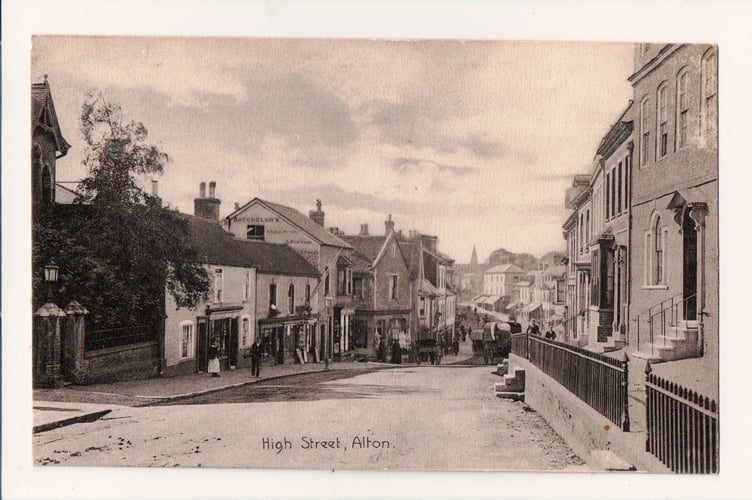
[385,214,395,234]
[359,223,369,236]
[309,199,325,227]
[194,181,221,221]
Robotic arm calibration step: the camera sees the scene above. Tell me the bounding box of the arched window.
[654,217,664,285]
[701,49,717,147]
[656,82,669,158]
[640,96,652,166]
[676,67,690,148]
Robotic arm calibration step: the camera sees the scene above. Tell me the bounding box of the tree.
[33,92,209,329]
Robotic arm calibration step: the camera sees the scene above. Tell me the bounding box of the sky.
[32,36,635,263]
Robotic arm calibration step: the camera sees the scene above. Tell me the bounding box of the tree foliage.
[33,92,209,329]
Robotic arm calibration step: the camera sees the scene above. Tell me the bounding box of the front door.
[683,210,698,320]
[229,317,239,367]
[197,317,208,372]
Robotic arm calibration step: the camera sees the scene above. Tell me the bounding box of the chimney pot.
[385,214,395,234]
[209,181,216,198]
[359,223,369,236]
[199,182,206,198]
[151,180,159,197]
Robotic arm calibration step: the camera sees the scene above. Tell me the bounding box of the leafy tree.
[33,92,209,329]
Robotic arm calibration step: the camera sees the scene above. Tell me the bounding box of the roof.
[32,80,71,156]
[185,215,319,277]
[486,264,525,274]
[227,198,353,249]
[595,101,634,161]
[483,295,503,305]
[55,182,86,204]
[545,265,567,278]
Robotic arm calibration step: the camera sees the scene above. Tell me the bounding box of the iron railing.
[633,293,696,355]
[528,334,629,430]
[85,323,157,352]
[510,333,528,358]
[645,363,718,473]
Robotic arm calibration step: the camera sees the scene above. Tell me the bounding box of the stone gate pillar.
[33,303,67,388]
[64,301,89,384]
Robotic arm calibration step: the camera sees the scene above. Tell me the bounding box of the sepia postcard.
[4,1,749,499]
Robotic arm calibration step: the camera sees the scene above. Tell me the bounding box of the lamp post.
[44,259,60,302]
[34,259,66,388]
[324,295,332,369]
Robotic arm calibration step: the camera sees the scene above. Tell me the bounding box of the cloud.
[389,157,478,176]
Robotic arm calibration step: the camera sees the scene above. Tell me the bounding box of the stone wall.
[84,341,160,384]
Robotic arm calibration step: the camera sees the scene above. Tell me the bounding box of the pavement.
[33,342,477,434]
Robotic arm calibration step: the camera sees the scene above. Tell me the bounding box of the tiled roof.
[486,264,525,274]
[185,215,319,277]
[340,235,387,262]
[227,198,353,249]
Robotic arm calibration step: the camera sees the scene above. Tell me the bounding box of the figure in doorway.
[250,337,263,379]
[208,340,221,377]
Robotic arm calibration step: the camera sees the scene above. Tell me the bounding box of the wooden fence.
[528,335,630,430]
[646,365,719,473]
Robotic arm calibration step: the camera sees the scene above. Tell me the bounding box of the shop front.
[258,315,319,365]
[197,305,243,372]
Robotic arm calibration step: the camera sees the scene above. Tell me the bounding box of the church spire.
[470,245,478,267]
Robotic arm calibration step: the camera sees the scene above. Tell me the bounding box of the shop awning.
[483,295,503,305]
[523,302,542,313]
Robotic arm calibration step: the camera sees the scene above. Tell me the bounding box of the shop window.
[241,315,250,347]
[180,320,194,359]
[246,224,265,241]
[353,320,368,348]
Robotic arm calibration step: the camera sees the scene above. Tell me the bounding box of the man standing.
[250,337,263,378]
[527,319,540,336]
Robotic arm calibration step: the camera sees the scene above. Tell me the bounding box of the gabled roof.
[340,235,387,267]
[185,215,319,277]
[226,198,353,250]
[32,79,71,156]
[486,264,525,274]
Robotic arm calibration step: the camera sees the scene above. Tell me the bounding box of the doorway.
[682,209,698,320]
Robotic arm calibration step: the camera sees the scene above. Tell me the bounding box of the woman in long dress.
[208,340,221,377]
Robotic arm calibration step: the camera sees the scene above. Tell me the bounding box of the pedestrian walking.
[208,340,221,377]
[250,337,263,378]
[526,319,540,336]
[452,338,459,356]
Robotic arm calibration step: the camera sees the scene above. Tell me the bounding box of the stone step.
[496,391,525,402]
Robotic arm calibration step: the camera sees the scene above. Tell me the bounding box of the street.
[34,365,584,471]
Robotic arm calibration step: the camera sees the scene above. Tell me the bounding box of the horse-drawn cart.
[471,321,520,364]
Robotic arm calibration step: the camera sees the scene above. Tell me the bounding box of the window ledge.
[641,285,669,290]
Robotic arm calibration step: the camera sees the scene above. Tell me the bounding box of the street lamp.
[324,295,333,369]
[44,259,60,302]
